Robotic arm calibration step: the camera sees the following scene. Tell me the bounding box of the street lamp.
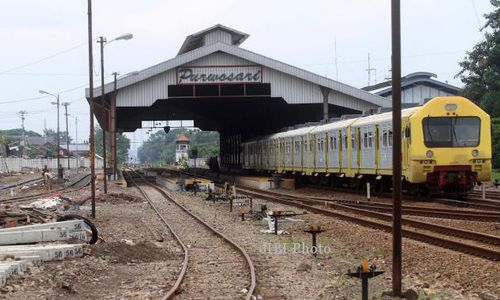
[97,33,133,194]
[39,90,61,179]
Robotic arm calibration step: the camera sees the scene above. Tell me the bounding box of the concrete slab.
[156,176,181,191]
[0,220,86,234]
[0,244,85,261]
[0,228,86,245]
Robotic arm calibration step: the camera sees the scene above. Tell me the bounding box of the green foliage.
[0,128,41,137]
[491,117,500,168]
[137,128,219,164]
[457,0,500,116]
[94,127,131,165]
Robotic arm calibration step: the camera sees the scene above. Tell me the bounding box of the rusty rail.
[126,170,256,300]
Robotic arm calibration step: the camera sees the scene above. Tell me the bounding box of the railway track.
[152,168,500,260]
[125,170,256,300]
[236,187,500,261]
[0,173,91,204]
[307,196,500,221]
[0,176,43,191]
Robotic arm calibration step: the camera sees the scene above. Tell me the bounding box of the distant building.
[60,143,90,157]
[363,72,461,104]
[175,135,190,163]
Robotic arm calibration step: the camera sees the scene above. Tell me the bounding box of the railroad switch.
[304,224,325,257]
[346,261,384,300]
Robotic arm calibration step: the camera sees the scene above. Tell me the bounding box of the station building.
[363,72,461,105]
[86,24,391,169]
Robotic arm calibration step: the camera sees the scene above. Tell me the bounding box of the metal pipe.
[391,0,402,296]
[87,0,96,219]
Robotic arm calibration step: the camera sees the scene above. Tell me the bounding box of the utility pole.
[97,36,108,194]
[62,102,71,170]
[75,116,78,171]
[334,38,339,81]
[366,53,376,86]
[87,0,96,219]
[111,71,119,180]
[18,110,27,157]
[391,0,403,297]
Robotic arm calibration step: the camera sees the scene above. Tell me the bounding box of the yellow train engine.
[241,96,492,195]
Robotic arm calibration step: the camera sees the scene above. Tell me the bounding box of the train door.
[316,133,325,170]
[294,138,301,170]
[327,130,339,170]
[403,123,411,171]
[379,123,392,169]
[341,128,349,171]
[309,134,316,171]
[360,125,376,170]
[351,128,360,172]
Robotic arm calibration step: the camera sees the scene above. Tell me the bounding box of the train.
[241,96,492,195]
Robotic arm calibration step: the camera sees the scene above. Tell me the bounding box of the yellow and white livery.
[242,96,491,194]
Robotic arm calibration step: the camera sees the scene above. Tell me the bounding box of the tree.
[43,128,72,143]
[457,0,500,115]
[94,127,131,165]
[137,128,219,164]
[0,128,41,137]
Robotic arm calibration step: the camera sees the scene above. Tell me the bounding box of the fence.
[0,157,103,173]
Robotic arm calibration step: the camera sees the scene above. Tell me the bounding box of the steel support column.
[320,87,330,121]
[391,0,403,296]
[111,72,118,180]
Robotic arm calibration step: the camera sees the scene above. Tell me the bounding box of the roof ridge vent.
[177,24,250,56]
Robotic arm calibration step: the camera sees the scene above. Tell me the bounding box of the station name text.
[177,67,262,84]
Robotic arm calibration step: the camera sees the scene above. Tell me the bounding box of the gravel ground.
[1,182,184,299]
[161,184,499,300]
[138,184,250,299]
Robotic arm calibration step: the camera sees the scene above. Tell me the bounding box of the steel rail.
[128,170,256,300]
[0,173,91,204]
[0,177,44,191]
[123,171,189,300]
[236,187,500,260]
[305,197,500,221]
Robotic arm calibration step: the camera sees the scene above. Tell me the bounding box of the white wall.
[0,157,103,173]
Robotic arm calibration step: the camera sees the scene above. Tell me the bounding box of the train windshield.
[423,116,480,147]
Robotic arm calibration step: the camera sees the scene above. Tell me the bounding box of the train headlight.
[471,149,479,157]
[426,150,433,158]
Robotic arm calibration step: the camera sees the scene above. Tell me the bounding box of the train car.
[242,96,491,194]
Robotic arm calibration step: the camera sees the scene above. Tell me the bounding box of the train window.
[422,117,480,147]
[329,137,334,150]
[351,134,356,149]
[382,130,388,147]
[388,130,393,146]
[344,135,348,149]
[320,139,324,152]
[368,132,373,148]
[304,140,307,152]
[363,132,368,148]
[333,136,337,150]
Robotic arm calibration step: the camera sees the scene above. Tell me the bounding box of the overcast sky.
[0,0,494,155]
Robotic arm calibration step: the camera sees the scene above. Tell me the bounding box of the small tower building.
[175,134,190,163]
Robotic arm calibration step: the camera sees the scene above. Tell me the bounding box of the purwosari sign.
[176,65,262,84]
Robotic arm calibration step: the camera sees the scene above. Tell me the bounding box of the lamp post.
[97,33,133,194]
[39,90,61,179]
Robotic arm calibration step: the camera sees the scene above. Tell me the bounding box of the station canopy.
[86,24,390,136]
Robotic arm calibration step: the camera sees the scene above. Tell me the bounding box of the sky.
[0,0,494,157]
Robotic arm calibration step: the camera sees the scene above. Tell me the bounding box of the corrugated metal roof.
[87,39,390,108]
